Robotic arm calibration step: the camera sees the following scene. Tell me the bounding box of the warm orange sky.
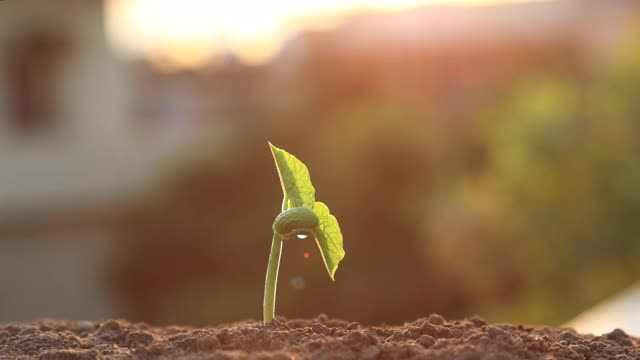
[105,0,539,70]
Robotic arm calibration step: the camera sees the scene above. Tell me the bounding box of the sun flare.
[105,0,526,70]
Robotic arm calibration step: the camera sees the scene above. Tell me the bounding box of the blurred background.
[1,0,640,334]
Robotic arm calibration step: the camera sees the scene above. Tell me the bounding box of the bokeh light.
[105,0,536,69]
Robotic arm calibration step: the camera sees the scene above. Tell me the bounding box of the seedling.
[263,143,345,324]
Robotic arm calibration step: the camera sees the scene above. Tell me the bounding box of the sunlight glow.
[105,0,527,70]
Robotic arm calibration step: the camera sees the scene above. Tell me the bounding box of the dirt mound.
[0,314,638,359]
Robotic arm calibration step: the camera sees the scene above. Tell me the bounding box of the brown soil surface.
[0,314,638,359]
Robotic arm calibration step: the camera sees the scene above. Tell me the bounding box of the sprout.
[263,143,345,324]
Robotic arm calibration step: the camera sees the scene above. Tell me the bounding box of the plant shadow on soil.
[0,314,638,359]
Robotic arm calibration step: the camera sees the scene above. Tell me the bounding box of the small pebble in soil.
[428,313,446,325]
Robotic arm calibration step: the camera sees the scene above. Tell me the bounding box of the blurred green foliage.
[111,24,640,326]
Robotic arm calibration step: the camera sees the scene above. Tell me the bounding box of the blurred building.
[0,0,135,322]
[0,0,209,321]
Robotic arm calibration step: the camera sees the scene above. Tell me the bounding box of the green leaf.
[268,142,345,281]
[312,201,345,281]
[269,142,316,209]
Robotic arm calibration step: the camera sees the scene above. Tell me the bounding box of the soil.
[0,314,638,360]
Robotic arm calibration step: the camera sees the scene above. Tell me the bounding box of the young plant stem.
[263,233,283,324]
[264,195,289,324]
